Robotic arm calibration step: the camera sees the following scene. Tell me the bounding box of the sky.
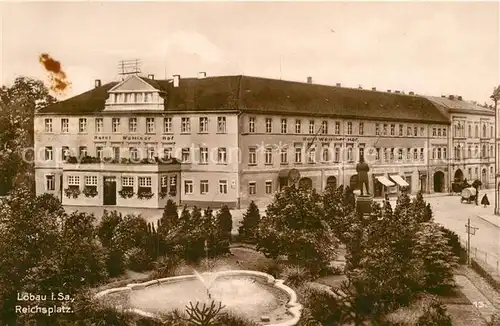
[1,1,499,104]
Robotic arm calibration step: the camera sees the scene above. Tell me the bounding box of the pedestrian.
[481,194,490,208]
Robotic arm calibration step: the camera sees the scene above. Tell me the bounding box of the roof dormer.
[104,75,165,112]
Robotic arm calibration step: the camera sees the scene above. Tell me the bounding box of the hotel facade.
[34,73,495,209]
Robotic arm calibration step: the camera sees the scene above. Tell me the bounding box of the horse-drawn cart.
[460,187,477,204]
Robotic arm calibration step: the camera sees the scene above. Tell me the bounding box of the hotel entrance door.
[103,177,116,205]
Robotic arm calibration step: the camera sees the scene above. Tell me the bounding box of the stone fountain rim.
[95,269,302,326]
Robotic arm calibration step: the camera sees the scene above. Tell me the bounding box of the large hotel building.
[34,73,495,209]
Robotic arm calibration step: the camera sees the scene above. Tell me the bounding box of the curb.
[476,215,500,229]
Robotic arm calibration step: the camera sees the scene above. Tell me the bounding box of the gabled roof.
[425,96,494,116]
[37,75,451,123]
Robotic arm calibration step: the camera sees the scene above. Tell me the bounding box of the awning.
[390,175,410,187]
[376,176,395,187]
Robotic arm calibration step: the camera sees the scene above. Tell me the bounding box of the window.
[295,120,302,134]
[407,126,411,136]
[347,146,353,162]
[249,147,257,165]
[334,147,340,162]
[94,118,103,133]
[184,180,193,194]
[468,145,472,158]
[265,147,273,165]
[475,167,478,175]
[308,148,316,163]
[468,168,472,177]
[170,176,177,195]
[468,125,472,137]
[443,148,447,159]
[79,146,87,158]
[147,147,155,160]
[139,177,152,188]
[443,128,447,137]
[113,147,120,160]
[383,124,388,136]
[129,147,138,160]
[163,148,172,159]
[491,126,494,138]
[265,181,272,194]
[135,93,143,103]
[249,117,255,133]
[79,118,87,133]
[200,147,208,164]
[413,148,418,160]
[181,148,190,162]
[375,123,380,136]
[390,148,394,161]
[335,122,340,135]
[146,118,155,133]
[280,147,288,164]
[295,147,302,163]
[200,180,209,194]
[359,122,364,135]
[398,148,403,160]
[164,117,172,133]
[390,124,395,136]
[45,175,55,191]
[322,145,329,161]
[266,118,272,133]
[433,128,436,136]
[322,121,328,134]
[160,176,168,191]
[219,180,228,194]
[347,122,352,135]
[432,148,436,159]
[248,182,256,195]
[44,118,52,132]
[61,118,69,133]
[44,146,53,160]
[62,146,70,160]
[406,148,411,160]
[383,149,387,162]
[96,146,103,159]
[475,125,478,138]
[437,148,442,159]
[414,127,418,136]
[309,120,315,134]
[217,117,227,133]
[399,125,403,136]
[359,147,364,161]
[218,148,227,164]
[68,175,80,186]
[181,117,191,133]
[112,118,120,133]
[85,175,98,186]
[375,148,380,161]
[281,119,287,134]
[482,145,486,158]
[420,148,424,160]
[199,117,208,133]
[129,118,137,132]
[438,128,442,137]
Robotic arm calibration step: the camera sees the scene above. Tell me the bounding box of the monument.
[355,156,373,214]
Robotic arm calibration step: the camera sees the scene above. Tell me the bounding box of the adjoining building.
[34,73,493,210]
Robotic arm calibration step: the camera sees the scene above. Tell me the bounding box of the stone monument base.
[356,195,373,215]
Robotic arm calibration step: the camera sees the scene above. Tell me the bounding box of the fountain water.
[193,269,218,300]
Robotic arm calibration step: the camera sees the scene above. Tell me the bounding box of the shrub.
[215,312,259,326]
[440,226,467,264]
[417,298,452,326]
[152,254,184,279]
[281,265,312,288]
[488,313,500,326]
[125,248,152,272]
[299,285,347,325]
[256,260,283,278]
[238,201,261,243]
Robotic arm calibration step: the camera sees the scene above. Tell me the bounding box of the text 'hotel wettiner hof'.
[16,292,74,316]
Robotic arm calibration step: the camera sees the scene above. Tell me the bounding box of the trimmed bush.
[125,248,152,272]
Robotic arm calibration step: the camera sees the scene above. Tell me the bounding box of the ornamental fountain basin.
[95,270,302,326]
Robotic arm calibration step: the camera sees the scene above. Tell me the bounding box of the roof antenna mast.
[118,59,142,80]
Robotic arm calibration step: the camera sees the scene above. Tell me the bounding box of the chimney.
[336,83,341,87]
[457,95,463,101]
[148,74,155,80]
[441,95,446,98]
[307,76,312,84]
[358,85,363,89]
[372,87,376,91]
[173,75,180,87]
[448,95,455,100]
[395,90,401,94]
[409,91,415,95]
[387,89,391,93]
[94,79,101,88]
[198,72,206,79]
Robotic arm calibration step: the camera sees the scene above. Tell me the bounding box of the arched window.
[475,125,479,138]
[468,146,471,158]
[483,125,487,138]
[468,125,472,137]
[482,145,486,158]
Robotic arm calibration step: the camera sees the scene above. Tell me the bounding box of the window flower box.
[137,188,154,200]
[83,185,98,198]
[64,186,81,198]
[159,188,169,199]
[118,188,134,199]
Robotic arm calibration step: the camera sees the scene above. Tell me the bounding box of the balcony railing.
[64,156,181,165]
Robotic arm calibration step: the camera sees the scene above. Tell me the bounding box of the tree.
[238,201,261,243]
[257,184,338,274]
[0,77,57,195]
[323,185,355,243]
[97,210,123,248]
[159,199,179,235]
[214,205,232,255]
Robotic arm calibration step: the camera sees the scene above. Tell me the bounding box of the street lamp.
[465,218,479,265]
